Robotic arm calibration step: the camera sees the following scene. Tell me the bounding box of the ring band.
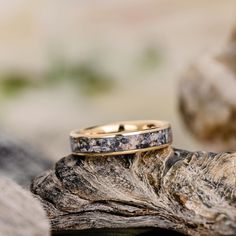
[70,120,172,156]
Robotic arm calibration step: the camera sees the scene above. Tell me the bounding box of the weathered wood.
[0,134,53,187]
[178,26,236,151]
[31,147,236,236]
[0,177,50,236]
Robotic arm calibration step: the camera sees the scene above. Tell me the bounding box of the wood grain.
[31,147,236,235]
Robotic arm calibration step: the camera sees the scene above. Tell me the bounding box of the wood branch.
[0,177,50,236]
[0,134,53,187]
[31,147,236,236]
[178,26,236,151]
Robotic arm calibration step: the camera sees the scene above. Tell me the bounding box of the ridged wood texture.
[31,147,236,236]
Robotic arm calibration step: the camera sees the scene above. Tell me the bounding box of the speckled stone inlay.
[70,127,172,154]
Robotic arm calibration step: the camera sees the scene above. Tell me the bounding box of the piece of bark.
[31,147,236,236]
[0,134,53,187]
[0,177,50,236]
[178,26,236,151]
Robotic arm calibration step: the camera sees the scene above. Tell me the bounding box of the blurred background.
[0,0,236,161]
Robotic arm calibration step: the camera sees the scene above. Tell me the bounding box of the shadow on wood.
[52,228,184,236]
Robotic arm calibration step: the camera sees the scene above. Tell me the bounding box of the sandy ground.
[0,0,236,160]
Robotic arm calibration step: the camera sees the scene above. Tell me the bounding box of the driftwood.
[0,134,52,187]
[31,147,236,236]
[0,177,50,236]
[178,26,236,151]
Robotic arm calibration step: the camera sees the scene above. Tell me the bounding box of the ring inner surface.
[83,122,161,136]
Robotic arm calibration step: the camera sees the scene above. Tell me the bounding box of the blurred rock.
[179,26,236,151]
[0,134,53,187]
[0,177,50,236]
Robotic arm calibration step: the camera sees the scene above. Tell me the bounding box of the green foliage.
[0,61,114,99]
[0,74,33,96]
[46,61,113,96]
[0,45,162,100]
[67,63,113,95]
[138,46,162,70]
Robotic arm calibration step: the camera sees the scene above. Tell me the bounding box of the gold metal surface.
[70,120,170,138]
[70,120,172,156]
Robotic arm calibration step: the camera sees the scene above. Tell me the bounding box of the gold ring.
[70,120,172,156]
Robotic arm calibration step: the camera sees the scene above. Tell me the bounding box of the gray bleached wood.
[31,147,236,236]
[0,177,50,236]
[0,134,52,187]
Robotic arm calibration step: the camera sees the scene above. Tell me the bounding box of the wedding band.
[70,120,172,156]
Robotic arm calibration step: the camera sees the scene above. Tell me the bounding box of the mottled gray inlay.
[71,128,172,154]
